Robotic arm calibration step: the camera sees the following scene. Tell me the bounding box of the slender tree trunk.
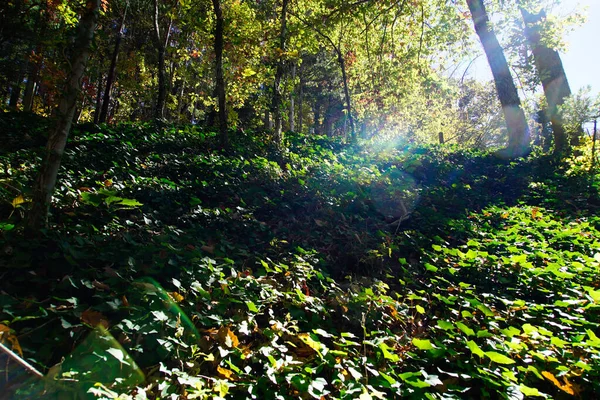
[99,4,127,123]
[153,0,169,120]
[289,62,296,132]
[93,70,103,124]
[313,103,321,135]
[8,61,26,110]
[467,0,529,157]
[336,48,356,141]
[520,5,572,153]
[212,0,228,147]
[271,0,289,146]
[264,110,272,130]
[23,50,40,112]
[298,72,304,133]
[27,0,100,232]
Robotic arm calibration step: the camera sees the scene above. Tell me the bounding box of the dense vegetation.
[2,0,600,399]
[1,112,599,398]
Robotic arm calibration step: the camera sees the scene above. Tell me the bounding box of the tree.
[466,0,530,156]
[153,0,173,120]
[271,0,290,146]
[27,0,100,232]
[212,0,228,147]
[519,2,573,153]
[99,2,128,123]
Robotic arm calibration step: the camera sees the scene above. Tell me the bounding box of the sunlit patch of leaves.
[1,117,600,398]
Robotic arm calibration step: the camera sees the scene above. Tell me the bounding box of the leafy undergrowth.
[1,113,599,399]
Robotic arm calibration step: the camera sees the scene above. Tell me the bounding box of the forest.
[1,0,600,398]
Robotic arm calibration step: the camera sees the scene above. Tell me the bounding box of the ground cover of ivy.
[1,112,599,399]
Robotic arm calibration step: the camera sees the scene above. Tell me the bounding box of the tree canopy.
[1,0,599,399]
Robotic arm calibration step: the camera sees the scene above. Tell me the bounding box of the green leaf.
[106,348,130,366]
[415,305,425,314]
[437,320,454,331]
[456,322,475,336]
[519,384,544,397]
[467,340,485,358]
[476,304,495,317]
[378,342,400,362]
[485,351,515,364]
[412,338,435,350]
[118,198,143,207]
[245,301,258,313]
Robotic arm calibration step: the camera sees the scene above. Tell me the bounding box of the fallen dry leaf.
[81,309,110,329]
[0,324,23,356]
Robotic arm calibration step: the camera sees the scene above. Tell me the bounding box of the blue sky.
[559,0,600,94]
[466,0,599,96]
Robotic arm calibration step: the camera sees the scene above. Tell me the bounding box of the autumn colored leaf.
[542,371,578,395]
[11,195,25,208]
[169,292,184,302]
[81,309,109,329]
[217,366,235,380]
[216,326,239,348]
[0,324,23,356]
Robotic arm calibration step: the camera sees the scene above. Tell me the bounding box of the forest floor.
[1,112,600,399]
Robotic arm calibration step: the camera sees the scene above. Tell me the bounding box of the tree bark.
[27,0,100,232]
[99,4,128,123]
[298,68,304,133]
[467,0,529,157]
[153,0,170,120]
[289,61,296,132]
[271,0,289,146]
[23,50,40,112]
[8,61,26,110]
[93,70,103,124]
[212,0,228,147]
[337,48,356,141]
[520,5,572,153]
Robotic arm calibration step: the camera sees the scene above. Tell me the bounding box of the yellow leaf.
[241,68,257,78]
[298,333,322,353]
[542,371,576,395]
[217,366,234,380]
[169,292,184,302]
[12,195,25,208]
[0,324,23,356]
[217,326,239,348]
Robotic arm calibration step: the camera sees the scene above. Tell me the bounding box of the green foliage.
[1,119,599,398]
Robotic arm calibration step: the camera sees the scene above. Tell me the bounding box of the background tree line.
[0,0,589,228]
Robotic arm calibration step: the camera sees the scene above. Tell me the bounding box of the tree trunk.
[93,70,103,124]
[8,61,26,110]
[289,62,296,132]
[337,49,356,141]
[212,0,228,147]
[23,51,40,112]
[99,4,127,123]
[467,0,529,157]
[520,5,572,153]
[298,71,304,133]
[27,0,100,232]
[271,0,289,146]
[153,0,169,120]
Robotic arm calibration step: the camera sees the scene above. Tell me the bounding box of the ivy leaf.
[107,348,130,366]
[467,340,485,359]
[245,300,258,313]
[485,351,515,364]
[519,384,544,397]
[456,322,475,336]
[437,320,454,331]
[412,338,435,350]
